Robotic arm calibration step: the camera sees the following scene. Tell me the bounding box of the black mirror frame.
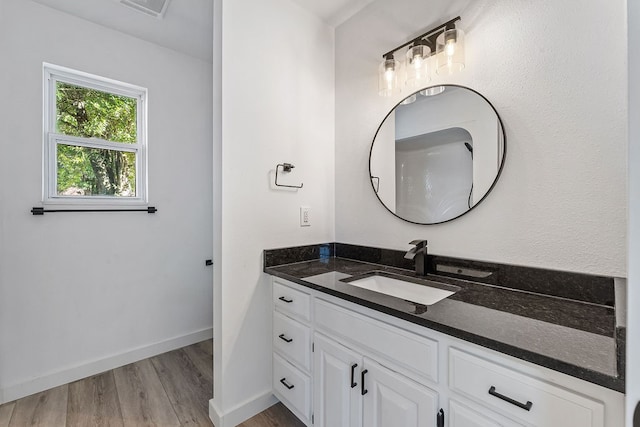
[368,84,507,225]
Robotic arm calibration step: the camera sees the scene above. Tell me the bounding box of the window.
[43,63,147,204]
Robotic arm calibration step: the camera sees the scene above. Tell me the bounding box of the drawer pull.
[350,363,358,388]
[278,333,293,343]
[280,378,295,390]
[278,296,293,303]
[488,386,533,411]
[361,369,368,395]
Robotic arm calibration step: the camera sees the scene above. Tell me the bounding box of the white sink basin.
[345,273,458,306]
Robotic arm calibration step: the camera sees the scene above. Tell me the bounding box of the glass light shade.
[378,56,399,97]
[405,44,431,89]
[436,28,465,75]
[400,94,417,105]
[420,86,446,97]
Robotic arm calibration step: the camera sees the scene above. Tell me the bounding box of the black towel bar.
[31,206,157,215]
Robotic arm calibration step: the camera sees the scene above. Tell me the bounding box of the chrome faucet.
[404,240,428,276]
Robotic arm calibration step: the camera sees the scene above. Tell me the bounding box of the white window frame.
[43,63,148,205]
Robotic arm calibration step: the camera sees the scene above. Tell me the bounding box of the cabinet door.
[313,333,363,427]
[362,357,438,427]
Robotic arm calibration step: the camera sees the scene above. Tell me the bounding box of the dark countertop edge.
[264,267,625,393]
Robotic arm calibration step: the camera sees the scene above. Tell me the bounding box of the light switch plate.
[300,207,311,227]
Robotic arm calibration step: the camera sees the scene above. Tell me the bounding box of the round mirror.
[369,85,506,224]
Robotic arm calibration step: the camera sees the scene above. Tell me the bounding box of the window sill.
[42,198,149,208]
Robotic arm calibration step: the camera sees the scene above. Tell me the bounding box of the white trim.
[628,0,640,423]
[42,63,148,205]
[209,399,222,426]
[0,328,213,405]
[209,392,279,427]
[51,134,141,152]
[43,63,147,98]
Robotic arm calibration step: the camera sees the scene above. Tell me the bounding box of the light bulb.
[446,40,456,57]
[385,67,394,83]
[413,55,423,70]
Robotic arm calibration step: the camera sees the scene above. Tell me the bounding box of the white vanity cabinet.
[448,348,607,427]
[362,358,439,427]
[313,333,363,427]
[271,280,313,425]
[312,297,441,427]
[313,333,439,427]
[270,277,624,427]
[448,399,523,427]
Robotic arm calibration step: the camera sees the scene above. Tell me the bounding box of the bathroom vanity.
[264,244,624,427]
[265,83,623,427]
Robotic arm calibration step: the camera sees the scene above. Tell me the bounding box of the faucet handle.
[409,239,428,247]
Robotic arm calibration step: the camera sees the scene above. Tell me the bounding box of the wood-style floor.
[0,340,303,427]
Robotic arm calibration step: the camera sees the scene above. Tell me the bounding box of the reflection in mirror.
[369,85,505,224]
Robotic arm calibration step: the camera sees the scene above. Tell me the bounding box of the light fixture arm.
[381,16,461,59]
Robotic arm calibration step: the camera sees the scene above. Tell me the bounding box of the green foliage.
[56,82,137,196]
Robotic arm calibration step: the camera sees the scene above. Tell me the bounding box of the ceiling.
[30,0,214,62]
[29,0,375,62]
[290,0,376,27]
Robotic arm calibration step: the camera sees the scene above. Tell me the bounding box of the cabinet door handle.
[280,378,295,390]
[437,409,445,427]
[278,333,293,343]
[350,363,358,388]
[488,386,532,411]
[278,296,293,303]
[361,369,368,395]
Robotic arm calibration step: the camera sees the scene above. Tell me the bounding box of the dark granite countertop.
[264,255,624,392]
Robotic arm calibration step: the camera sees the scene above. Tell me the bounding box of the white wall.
[627,0,639,424]
[0,0,213,403]
[211,0,335,424]
[336,0,627,277]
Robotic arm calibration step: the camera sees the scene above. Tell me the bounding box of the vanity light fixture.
[436,28,465,75]
[421,86,446,97]
[378,56,400,97]
[405,40,431,89]
[400,94,417,105]
[378,16,464,97]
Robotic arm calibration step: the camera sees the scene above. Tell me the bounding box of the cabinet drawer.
[449,348,605,427]
[449,399,523,427]
[315,299,438,383]
[273,311,311,370]
[273,280,311,322]
[273,353,311,422]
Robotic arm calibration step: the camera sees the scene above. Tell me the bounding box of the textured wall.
[335,0,627,276]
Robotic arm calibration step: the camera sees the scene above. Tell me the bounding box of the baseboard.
[209,391,278,427]
[209,399,223,426]
[0,327,213,404]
